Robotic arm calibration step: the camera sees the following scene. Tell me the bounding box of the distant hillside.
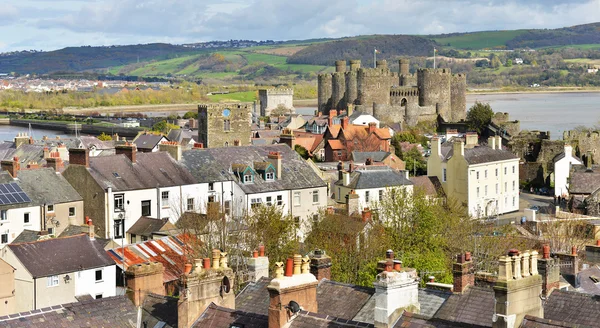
[0,43,201,74]
[287,35,437,66]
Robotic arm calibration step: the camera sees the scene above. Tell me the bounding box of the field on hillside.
[207,91,257,102]
[564,58,600,66]
[430,30,527,49]
[255,46,308,56]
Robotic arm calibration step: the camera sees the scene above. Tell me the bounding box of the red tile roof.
[328,140,344,150]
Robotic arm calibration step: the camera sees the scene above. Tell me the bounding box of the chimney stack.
[125,262,165,307]
[465,132,478,148]
[1,157,20,178]
[345,190,359,216]
[116,143,137,163]
[368,122,377,134]
[86,216,95,239]
[373,258,420,328]
[337,161,343,180]
[279,129,295,149]
[267,151,282,180]
[488,136,496,150]
[556,246,579,288]
[328,109,337,126]
[538,245,559,298]
[45,151,64,172]
[14,133,30,149]
[248,245,269,282]
[158,141,182,161]
[362,207,372,222]
[453,252,474,293]
[309,249,332,281]
[341,116,349,130]
[453,140,464,158]
[495,135,502,150]
[68,148,90,168]
[585,240,600,264]
[586,151,593,171]
[193,142,204,149]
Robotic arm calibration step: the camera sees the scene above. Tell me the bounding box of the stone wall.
[417,68,452,121]
[198,103,252,148]
[564,130,600,163]
[258,89,294,116]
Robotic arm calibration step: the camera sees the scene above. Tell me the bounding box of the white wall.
[350,114,380,128]
[467,159,520,218]
[337,184,413,210]
[75,265,116,299]
[0,205,41,247]
[554,150,581,197]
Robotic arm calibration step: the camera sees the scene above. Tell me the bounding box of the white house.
[62,144,205,245]
[0,233,116,313]
[553,144,582,197]
[515,58,524,64]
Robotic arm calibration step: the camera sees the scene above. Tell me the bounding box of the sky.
[2,0,600,52]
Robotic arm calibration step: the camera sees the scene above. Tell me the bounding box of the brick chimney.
[193,142,204,149]
[368,122,377,134]
[374,262,420,327]
[158,141,182,161]
[279,129,295,149]
[267,151,282,180]
[116,143,137,163]
[178,250,235,328]
[465,132,478,148]
[14,133,30,149]
[452,252,474,293]
[328,109,337,126]
[68,148,89,167]
[45,151,64,172]
[538,245,559,298]
[1,157,20,178]
[362,207,372,222]
[267,255,317,328]
[341,116,349,130]
[346,190,359,215]
[493,249,542,328]
[556,246,579,288]
[26,161,39,169]
[488,136,496,150]
[125,262,165,307]
[248,245,269,282]
[309,249,332,281]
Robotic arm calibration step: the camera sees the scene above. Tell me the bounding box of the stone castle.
[318,59,467,126]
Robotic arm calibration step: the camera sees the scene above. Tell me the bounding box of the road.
[494,192,555,225]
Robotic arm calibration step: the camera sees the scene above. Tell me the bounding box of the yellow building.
[428,134,519,218]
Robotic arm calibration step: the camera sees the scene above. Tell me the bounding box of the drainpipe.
[106,187,112,239]
[156,185,161,220]
[33,279,36,310]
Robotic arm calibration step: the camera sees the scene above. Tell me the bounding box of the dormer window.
[243,175,253,183]
[265,172,275,181]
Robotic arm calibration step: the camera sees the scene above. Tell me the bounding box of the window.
[505,197,508,206]
[141,235,148,241]
[251,198,262,209]
[114,219,124,238]
[313,190,319,203]
[95,269,103,282]
[265,172,275,181]
[276,195,283,206]
[476,171,479,180]
[504,167,507,175]
[47,204,54,212]
[224,120,231,131]
[365,191,370,203]
[495,168,498,177]
[142,200,151,216]
[496,184,499,194]
[187,198,194,211]
[266,196,273,206]
[131,234,136,243]
[95,294,103,299]
[208,182,214,191]
[47,275,59,287]
[224,200,231,215]
[485,185,488,196]
[0,210,6,221]
[379,190,384,201]
[114,194,124,212]
[477,187,480,198]
[512,166,515,174]
[243,175,252,183]
[293,192,301,206]
[485,170,488,178]
[513,181,516,191]
[208,195,216,203]
[48,227,54,236]
[512,197,516,207]
[69,207,75,217]
[0,234,7,244]
[161,191,169,207]
[24,212,30,224]
[442,168,447,182]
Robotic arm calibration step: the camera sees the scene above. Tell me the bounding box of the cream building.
[428,135,520,218]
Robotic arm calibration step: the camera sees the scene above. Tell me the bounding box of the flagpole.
[374,48,376,68]
[433,48,436,69]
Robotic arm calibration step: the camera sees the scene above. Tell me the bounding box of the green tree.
[270,104,291,116]
[294,144,310,160]
[399,147,426,176]
[505,59,513,67]
[183,111,197,119]
[97,132,112,141]
[491,57,502,69]
[466,101,494,134]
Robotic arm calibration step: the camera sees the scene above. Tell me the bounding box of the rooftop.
[334,166,412,190]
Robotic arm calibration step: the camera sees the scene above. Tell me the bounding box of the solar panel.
[0,183,32,205]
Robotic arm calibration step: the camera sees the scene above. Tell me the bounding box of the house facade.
[0,258,15,316]
[553,144,582,197]
[323,118,391,162]
[428,135,520,218]
[0,233,116,313]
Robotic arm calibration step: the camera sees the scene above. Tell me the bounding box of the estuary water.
[466,92,600,140]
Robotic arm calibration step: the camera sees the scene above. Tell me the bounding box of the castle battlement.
[358,68,395,77]
[198,102,253,111]
[390,87,419,97]
[261,88,294,95]
[417,68,452,75]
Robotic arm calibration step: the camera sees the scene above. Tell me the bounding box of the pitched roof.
[12,229,45,243]
[293,131,324,153]
[0,296,137,327]
[521,315,582,328]
[410,176,446,198]
[334,166,413,189]
[88,152,197,192]
[134,134,166,150]
[569,169,600,194]
[444,145,518,165]
[58,225,112,248]
[126,216,176,237]
[544,289,600,326]
[77,136,115,150]
[0,142,45,165]
[7,234,114,278]
[106,234,197,283]
[351,151,391,163]
[433,285,495,327]
[141,293,178,328]
[180,144,326,194]
[14,168,82,206]
[576,265,600,295]
[328,139,344,150]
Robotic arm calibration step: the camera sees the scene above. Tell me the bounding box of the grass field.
[130,55,200,76]
[544,44,600,50]
[430,30,528,49]
[564,58,600,66]
[207,91,257,102]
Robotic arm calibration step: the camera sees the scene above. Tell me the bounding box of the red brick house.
[323,117,391,162]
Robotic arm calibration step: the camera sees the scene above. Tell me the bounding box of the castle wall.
[331,72,346,110]
[450,74,467,121]
[318,74,332,114]
[259,89,294,116]
[564,130,600,163]
[357,65,395,110]
[345,71,358,106]
[373,104,404,125]
[198,103,252,148]
[417,68,452,122]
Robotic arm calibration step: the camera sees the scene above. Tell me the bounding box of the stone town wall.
[258,89,294,116]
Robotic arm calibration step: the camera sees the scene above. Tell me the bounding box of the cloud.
[2,0,600,51]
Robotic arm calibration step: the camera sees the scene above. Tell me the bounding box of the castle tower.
[399,59,414,87]
[345,69,359,106]
[417,68,452,122]
[349,59,361,71]
[318,73,333,114]
[399,59,410,76]
[450,74,467,121]
[331,61,347,110]
[335,60,347,73]
[198,103,252,148]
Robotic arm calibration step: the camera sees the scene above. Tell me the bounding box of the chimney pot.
[285,258,294,277]
[456,253,466,264]
[572,246,577,256]
[429,276,435,283]
[184,263,192,275]
[253,250,258,258]
[386,249,394,260]
[293,254,302,275]
[465,252,472,261]
[393,260,402,271]
[543,244,550,259]
[274,261,285,279]
[508,249,520,257]
[212,249,220,269]
[259,245,265,257]
[385,259,393,272]
[203,258,211,269]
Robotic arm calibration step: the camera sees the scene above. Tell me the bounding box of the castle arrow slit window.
[224,120,231,131]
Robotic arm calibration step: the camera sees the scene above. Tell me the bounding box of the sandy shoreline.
[467,88,600,95]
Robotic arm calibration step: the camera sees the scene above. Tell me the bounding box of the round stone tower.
[376,60,388,70]
[331,72,346,110]
[450,73,467,121]
[417,68,452,121]
[399,59,410,76]
[345,71,358,106]
[335,60,347,73]
[318,73,333,114]
[350,60,361,71]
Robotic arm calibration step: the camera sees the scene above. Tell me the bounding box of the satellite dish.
[287,301,301,314]
[220,276,231,296]
[118,213,124,219]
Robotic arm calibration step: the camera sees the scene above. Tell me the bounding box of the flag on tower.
[375,48,380,54]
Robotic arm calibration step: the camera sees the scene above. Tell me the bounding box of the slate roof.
[0,295,137,327]
[410,176,446,198]
[544,289,600,326]
[334,166,412,190]
[568,169,600,194]
[58,225,112,248]
[77,136,115,150]
[126,216,176,237]
[134,134,167,151]
[443,145,518,165]
[141,293,178,328]
[0,142,45,165]
[12,229,44,243]
[7,234,114,278]
[88,151,197,192]
[521,315,582,328]
[235,276,271,316]
[433,285,495,327]
[351,151,391,163]
[13,168,82,206]
[316,279,374,320]
[180,144,326,194]
[576,265,600,295]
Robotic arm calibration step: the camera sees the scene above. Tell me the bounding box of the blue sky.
[2,0,600,52]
